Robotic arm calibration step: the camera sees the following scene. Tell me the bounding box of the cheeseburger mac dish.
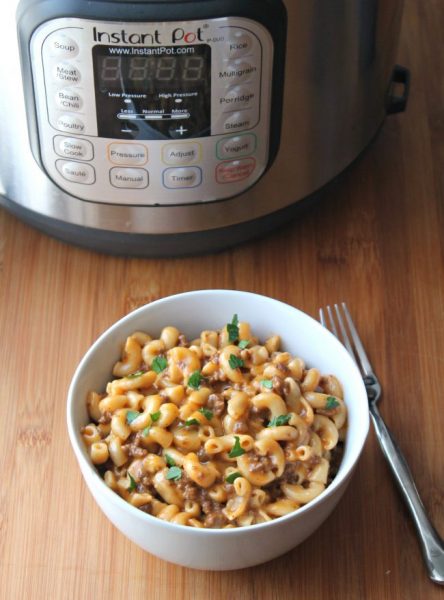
[82,316,347,528]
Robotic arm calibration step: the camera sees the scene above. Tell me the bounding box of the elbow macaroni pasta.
[82,319,347,528]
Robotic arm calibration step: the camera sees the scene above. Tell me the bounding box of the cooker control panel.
[28,17,274,205]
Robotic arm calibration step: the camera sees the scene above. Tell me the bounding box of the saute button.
[56,160,95,184]
[54,136,93,161]
[163,167,202,189]
[45,33,79,58]
[216,158,256,184]
[108,143,148,165]
[225,31,254,58]
[217,134,256,160]
[53,62,81,84]
[55,114,85,134]
[222,111,255,133]
[110,168,149,189]
[217,60,258,85]
[54,88,83,111]
[162,143,200,166]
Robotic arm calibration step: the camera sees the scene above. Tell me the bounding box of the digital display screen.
[92,45,211,140]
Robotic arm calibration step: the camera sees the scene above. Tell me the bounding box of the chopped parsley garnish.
[260,379,273,389]
[127,473,137,492]
[127,370,145,379]
[126,410,140,424]
[150,411,161,422]
[183,418,200,427]
[165,454,176,467]
[227,314,239,343]
[166,466,182,481]
[225,471,242,484]
[188,370,203,390]
[142,426,150,437]
[152,356,168,374]
[238,339,250,349]
[228,354,244,370]
[325,396,340,410]
[198,407,213,421]
[228,436,246,458]
[268,414,291,427]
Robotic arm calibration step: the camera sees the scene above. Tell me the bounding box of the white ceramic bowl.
[67,290,369,570]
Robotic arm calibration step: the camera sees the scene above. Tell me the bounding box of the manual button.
[108,143,148,166]
[54,136,93,161]
[110,167,149,189]
[56,160,95,184]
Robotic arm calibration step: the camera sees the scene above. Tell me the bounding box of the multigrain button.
[162,143,200,166]
[225,31,254,58]
[53,62,81,84]
[220,86,255,112]
[55,114,85,133]
[110,167,149,188]
[217,134,256,160]
[217,60,258,85]
[56,160,95,184]
[45,33,79,58]
[54,88,83,111]
[108,143,148,165]
[163,167,202,189]
[54,136,93,160]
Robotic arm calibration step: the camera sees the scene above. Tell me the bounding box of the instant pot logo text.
[92,26,204,45]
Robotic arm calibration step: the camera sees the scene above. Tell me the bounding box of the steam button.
[53,62,81,85]
[56,160,95,184]
[222,111,255,133]
[225,32,254,58]
[45,33,79,58]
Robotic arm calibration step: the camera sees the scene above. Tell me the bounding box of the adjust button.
[45,33,79,58]
[56,160,95,184]
[162,142,201,166]
[110,167,149,189]
[55,88,83,111]
[108,143,148,166]
[53,62,81,85]
[55,114,85,134]
[54,136,93,161]
[217,134,256,160]
[163,167,202,189]
[216,158,256,184]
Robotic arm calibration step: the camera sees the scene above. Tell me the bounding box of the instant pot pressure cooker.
[0,0,409,256]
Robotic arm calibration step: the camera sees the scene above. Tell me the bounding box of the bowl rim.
[67,289,369,535]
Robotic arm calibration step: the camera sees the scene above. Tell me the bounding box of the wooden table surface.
[1,1,444,598]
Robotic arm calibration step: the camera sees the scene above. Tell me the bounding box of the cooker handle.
[387,65,411,114]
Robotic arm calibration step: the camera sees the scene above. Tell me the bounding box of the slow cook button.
[45,33,79,58]
[55,114,85,134]
[219,86,255,112]
[53,136,93,161]
[217,134,256,160]
[163,167,202,189]
[162,143,201,166]
[56,160,95,184]
[216,158,256,184]
[217,60,258,85]
[54,89,83,111]
[108,143,148,165]
[53,62,81,84]
[222,111,255,133]
[225,31,254,58]
[110,167,149,189]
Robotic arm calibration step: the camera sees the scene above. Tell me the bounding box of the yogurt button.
[55,89,83,111]
[108,144,148,165]
[217,134,256,159]
[53,62,81,84]
[163,167,202,189]
[54,136,93,161]
[55,114,85,134]
[45,33,79,58]
[56,160,95,184]
[110,168,149,189]
[225,31,254,58]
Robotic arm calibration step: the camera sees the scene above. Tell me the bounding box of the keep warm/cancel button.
[216,158,256,184]
[110,167,149,189]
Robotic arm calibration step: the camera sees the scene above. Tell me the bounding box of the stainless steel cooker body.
[0,0,408,256]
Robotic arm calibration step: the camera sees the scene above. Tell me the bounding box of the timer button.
[55,114,86,134]
[56,160,95,184]
[162,143,201,166]
[53,62,81,85]
[225,31,254,58]
[216,134,256,160]
[217,60,258,85]
[54,136,93,161]
[108,143,148,166]
[110,167,149,189]
[45,32,79,58]
[163,167,202,189]
[54,89,83,111]
[219,86,255,112]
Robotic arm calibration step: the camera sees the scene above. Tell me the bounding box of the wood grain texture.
[1,0,444,598]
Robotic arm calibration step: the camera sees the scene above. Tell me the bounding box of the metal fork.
[320,302,444,585]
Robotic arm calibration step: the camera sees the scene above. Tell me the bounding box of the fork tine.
[340,302,373,377]
[332,304,355,358]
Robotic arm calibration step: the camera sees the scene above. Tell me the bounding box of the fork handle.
[369,404,444,584]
